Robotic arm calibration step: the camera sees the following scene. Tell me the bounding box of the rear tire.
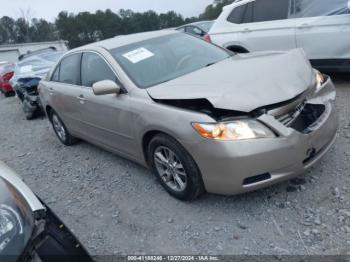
[148,134,205,201]
[49,111,78,146]
[25,111,34,120]
[4,92,14,98]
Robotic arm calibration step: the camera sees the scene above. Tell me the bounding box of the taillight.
[204,34,212,43]
[2,72,14,82]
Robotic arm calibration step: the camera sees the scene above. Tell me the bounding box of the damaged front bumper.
[183,77,338,195]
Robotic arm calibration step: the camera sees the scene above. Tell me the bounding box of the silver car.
[39,30,338,200]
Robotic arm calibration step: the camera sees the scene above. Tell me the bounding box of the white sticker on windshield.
[122,47,154,64]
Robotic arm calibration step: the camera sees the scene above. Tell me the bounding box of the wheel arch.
[226,44,249,53]
[45,105,54,121]
[142,130,168,165]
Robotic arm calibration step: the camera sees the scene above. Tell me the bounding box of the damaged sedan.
[39,30,338,200]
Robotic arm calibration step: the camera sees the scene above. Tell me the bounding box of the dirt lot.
[0,74,350,256]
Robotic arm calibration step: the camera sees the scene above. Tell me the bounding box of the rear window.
[291,0,350,18]
[227,3,253,24]
[227,0,290,24]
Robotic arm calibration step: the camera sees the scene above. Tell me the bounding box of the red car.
[0,63,15,97]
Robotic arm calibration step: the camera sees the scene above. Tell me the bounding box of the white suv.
[208,0,350,71]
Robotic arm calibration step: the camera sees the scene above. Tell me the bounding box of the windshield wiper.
[205,62,216,67]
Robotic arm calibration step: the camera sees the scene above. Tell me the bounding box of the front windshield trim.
[109,33,231,89]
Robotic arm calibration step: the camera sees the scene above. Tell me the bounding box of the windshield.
[0,178,34,261]
[39,52,64,62]
[110,33,231,88]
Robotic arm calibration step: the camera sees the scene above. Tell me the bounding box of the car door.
[293,0,350,68]
[227,0,296,52]
[48,53,85,134]
[78,52,137,157]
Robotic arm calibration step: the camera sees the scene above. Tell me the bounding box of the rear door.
[78,52,136,157]
[293,0,350,69]
[227,0,296,51]
[48,53,84,134]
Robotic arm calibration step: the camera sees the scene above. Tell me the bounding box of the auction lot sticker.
[123,47,155,63]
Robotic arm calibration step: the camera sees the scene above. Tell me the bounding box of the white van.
[208,0,350,71]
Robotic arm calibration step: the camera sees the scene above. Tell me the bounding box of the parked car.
[0,63,15,97]
[39,30,337,201]
[176,21,214,38]
[11,51,65,120]
[207,0,350,72]
[18,47,59,61]
[0,161,93,262]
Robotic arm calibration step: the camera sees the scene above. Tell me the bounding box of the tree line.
[0,0,234,48]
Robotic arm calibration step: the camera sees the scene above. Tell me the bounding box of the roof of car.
[188,21,213,26]
[177,20,213,28]
[76,30,178,51]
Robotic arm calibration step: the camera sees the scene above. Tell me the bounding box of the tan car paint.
[39,30,338,195]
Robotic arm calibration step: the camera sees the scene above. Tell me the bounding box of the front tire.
[50,111,78,146]
[148,134,205,201]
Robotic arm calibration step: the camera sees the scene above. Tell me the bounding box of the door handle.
[77,95,87,103]
[298,23,311,29]
[243,28,251,33]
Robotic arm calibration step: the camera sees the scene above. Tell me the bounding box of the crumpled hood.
[147,49,315,112]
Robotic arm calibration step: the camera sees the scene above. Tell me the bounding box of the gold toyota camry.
[39,30,338,200]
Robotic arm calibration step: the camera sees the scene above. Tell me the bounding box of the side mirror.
[92,80,121,96]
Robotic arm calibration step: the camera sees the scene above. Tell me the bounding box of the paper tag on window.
[123,48,154,64]
[20,65,33,73]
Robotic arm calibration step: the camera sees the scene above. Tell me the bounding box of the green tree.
[199,0,234,20]
[0,0,230,47]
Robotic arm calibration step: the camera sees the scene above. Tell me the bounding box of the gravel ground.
[0,73,350,256]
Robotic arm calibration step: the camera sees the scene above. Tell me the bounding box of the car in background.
[39,30,337,200]
[207,0,350,72]
[176,21,214,38]
[0,63,15,97]
[11,51,65,120]
[0,161,93,262]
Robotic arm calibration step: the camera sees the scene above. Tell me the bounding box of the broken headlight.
[192,119,276,141]
[315,70,326,93]
[0,178,34,257]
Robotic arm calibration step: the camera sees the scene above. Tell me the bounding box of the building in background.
[0,41,68,63]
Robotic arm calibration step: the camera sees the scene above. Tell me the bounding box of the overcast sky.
[1,0,214,21]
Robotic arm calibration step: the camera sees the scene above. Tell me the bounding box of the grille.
[276,100,307,127]
[277,103,326,133]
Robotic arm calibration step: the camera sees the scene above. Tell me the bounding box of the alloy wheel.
[154,146,188,192]
[52,114,67,142]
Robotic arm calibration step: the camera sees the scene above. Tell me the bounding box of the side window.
[292,0,350,18]
[186,26,203,36]
[59,54,81,85]
[252,0,290,23]
[81,53,117,87]
[51,65,60,82]
[227,3,253,24]
[176,27,186,32]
